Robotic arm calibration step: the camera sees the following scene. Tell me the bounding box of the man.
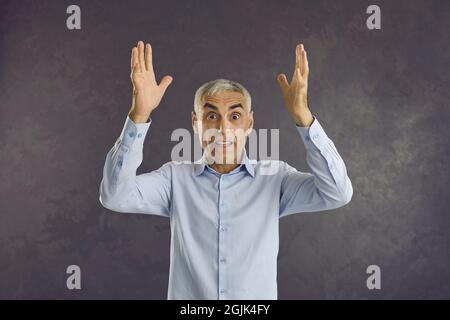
[99,40,353,299]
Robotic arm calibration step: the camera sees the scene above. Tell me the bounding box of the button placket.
[218,174,227,299]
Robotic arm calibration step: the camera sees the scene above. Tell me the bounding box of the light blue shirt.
[99,114,353,300]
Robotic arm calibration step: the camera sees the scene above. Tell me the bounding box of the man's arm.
[279,115,353,218]
[99,40,174,217]
[99,115,172,217]
[277,43,352,217]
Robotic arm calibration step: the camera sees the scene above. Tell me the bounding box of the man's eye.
[231,113,241,120]
[207,113,217,120]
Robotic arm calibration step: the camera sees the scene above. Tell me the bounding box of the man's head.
[192,79,254,165]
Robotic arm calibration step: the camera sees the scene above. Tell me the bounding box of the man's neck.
[210,163,241,174]
[207,149,245,174]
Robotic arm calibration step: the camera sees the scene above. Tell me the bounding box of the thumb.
[277,73,289,92]
[159,75,173,94]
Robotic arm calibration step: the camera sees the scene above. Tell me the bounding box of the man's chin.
[206,148,243,164]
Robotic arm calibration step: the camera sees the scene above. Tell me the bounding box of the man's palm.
[277,43,309,114]
[130,41,173,118]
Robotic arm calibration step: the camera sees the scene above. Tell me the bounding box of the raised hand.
[277,43,313,127]
[129,40,173,123]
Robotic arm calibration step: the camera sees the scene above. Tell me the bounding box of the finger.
[131,47,138,71]
[137,40,145,72]
[158,75,173,95]
[302,49,309,77]
[293,44,304,83]
[277,73,289,92]
[291,67,302,86]
[295,44,303,74]
[145,43,154,73]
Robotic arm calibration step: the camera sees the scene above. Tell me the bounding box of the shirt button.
[117,160,123,167]
[313,134,319,140]
[220,289,226,294]
[220,202,225,207]
[305,136,310,141]
[220,258,226,263]
[128,132,135,138]
[220,227,227,232]
[137,133,142,138]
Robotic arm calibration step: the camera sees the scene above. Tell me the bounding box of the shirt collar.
[194,148,255,178]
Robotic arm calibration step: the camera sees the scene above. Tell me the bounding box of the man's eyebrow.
[203,103,244,110]
[203,103,218,110]
[229,104,244,110]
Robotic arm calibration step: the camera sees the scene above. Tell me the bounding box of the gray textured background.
[0,0,449,299]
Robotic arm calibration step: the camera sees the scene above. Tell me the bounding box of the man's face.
[192,90,254,164]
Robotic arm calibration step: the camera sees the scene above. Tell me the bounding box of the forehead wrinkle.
[203,99,249,114]
[203,102,244,110]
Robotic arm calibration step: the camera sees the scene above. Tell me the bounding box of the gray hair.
[193,78,252,114]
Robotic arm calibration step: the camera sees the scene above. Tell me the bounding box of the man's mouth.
[214,141,234,146]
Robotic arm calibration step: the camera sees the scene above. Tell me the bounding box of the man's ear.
[192,111,198,134]
[246,111,254,135]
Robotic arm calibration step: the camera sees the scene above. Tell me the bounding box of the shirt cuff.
[118,115,152,149]
[295,115,331,152]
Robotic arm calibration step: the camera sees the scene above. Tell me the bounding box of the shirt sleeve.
[279,115,353,218]
[99,115,172,218]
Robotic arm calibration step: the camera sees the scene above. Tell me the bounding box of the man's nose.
[219,119,233,136]
[219,118,231,132]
